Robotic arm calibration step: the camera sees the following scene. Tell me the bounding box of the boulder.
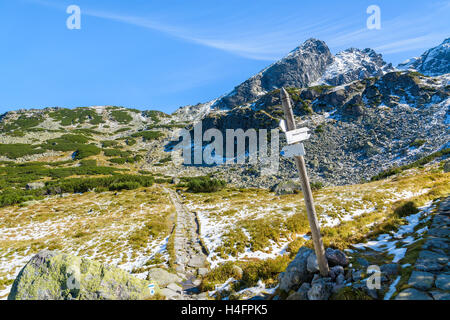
[147,268,181,288]
[287,283,310,300]
[380,264,399,277]
[306,253,319,273]
[278,247,313,292]
[8,250,159,300]
[325,248,349,267]
[307,278,333,300]
[395,288,432,300]
[407,271,435,291]
[435,274,450,291]
[430,290,450,300]
[25,182,45,190]
[271,180,302,195]
[355,257,370,268]
[329,265,344,280]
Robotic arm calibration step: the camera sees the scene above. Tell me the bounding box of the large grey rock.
[278,247,313,292]
[287,283,310,300]
[197,268,209,277]
[408,271,435,291]
[166,282,182,293]
[415,250,448,272]
[160,288,182,300]
[271,180,302,195]
[380,264,399,277]
[325,248,349,267]
[25,182,45,190]
[430,290,450,300]
[147,268,181,288]
[8,250,159,300]
[395,288,432,300]
[307,253,319,273]
[307,279,332,300]
[329,265,344,280]
[356,257,370,268]
[188,255,206,268]
[435,274,450,291]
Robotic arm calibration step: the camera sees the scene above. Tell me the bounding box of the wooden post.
[280,87,329,277]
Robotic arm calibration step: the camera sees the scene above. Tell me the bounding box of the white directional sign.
[285,128,310,144]
[279,120,310,144]
[280,143,305,158]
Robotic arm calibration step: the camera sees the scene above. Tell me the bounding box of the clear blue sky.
[0,0,449,114]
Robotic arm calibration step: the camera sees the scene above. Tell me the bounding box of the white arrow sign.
[279,120,310,144]
[280,143,305,158]
[285,128,310,144]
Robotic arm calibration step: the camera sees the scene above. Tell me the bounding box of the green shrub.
[73,144,101,160]
[131,130,164,142]
[45,175,154,194]
[49,108,104,126]
[410,139,426,148]
[79,159,97,167]
[187,177,226,193]
[0,188,45,207]
[371,148,450,181]
[310,181,324,190]
[0,144,45,159]
[126,138,137,146]
[103,149,131,157]
[394,201,418,218]
[158,155,172,163]
[0,115,42,131]
[110,110,132,124]
[114,127,131,133]
[101,140,119,148]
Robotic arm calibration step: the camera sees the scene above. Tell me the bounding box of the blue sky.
[0,0,449,114]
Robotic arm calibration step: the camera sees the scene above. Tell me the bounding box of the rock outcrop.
[277,246,349,300]
[397,38,450,76]
[8,250,160,300]
[213,39,334,110]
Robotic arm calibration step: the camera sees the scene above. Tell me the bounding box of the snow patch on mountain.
[313,48,392,86]
[398,38,450,76]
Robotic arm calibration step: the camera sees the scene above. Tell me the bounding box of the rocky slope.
[398,38,450,76]
[199,71,449,186]
[212,39,333,110]
[0,38,448,189]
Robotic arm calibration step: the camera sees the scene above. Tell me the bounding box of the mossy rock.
[8,250,160,300]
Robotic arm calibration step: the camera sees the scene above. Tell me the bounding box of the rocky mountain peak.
[313,47,393,86]
[212,38,333,110]
[398,38,450,76]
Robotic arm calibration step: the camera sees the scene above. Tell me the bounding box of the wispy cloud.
[25,0,351,60]
[26,0,450,60]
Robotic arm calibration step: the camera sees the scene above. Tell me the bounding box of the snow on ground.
[0,187,174,298]
[352,201,435,263]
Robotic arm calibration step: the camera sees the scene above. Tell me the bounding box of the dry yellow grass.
[0,185,175,296]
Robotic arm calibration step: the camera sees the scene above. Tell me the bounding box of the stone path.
[396,196,450,300]
[160,188,209,300]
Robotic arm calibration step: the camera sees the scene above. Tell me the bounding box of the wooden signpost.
[280,87,330,277]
